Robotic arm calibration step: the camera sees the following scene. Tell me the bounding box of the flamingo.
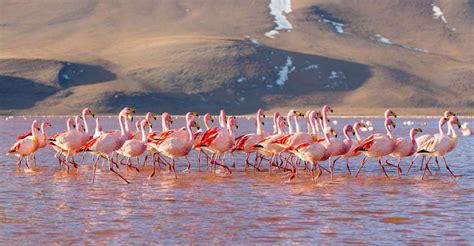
[193,113,215,171]
[15,121,53,165]
[118,120,151,172]
[252,115,289,174]
[290,126,338,182]
[194,115,238,174]
[143,112,173,168]
[131,112,156,140]
[354,118,397,177]
[7,120,40,169]
[231,109,266,170]
[328,124,356,177]
[338,122,367,174]
[387,128,423,176]
[417,116,461,178]
[81,107,135,184]
[407,116,449,174]
[147,112,200,178]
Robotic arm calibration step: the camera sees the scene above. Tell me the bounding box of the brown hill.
[1,0,473,115]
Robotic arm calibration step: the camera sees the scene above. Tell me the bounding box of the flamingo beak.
[192,112,199,117]
[392,112,397,118]
[153,115,157,120]
[391,121,396,128]
[415,128,423,132]
[457,121,461,128]
[211,118,214,123]
[235,124,239,129]
[331,129,337,138]
[296,111,304,117]
[263,114,266,118]
[128,114,134,122]
[72,124,76,129]
[48,123,52,127]
[91,111,96,118]
[330,109,334,113]
[283,121,289,127]
[352,129,356,136]
[195,122,200,130]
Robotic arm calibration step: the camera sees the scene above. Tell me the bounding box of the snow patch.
[275,56,295,86]
[265,0,293,39]
[237,76,246,83]
[322,19,344,33]
[303,64,319,71]
[62,74,70,80]
[375,34,393,45]
[328,71,345,80]
[432,4,447,23]
[244,35,260,45]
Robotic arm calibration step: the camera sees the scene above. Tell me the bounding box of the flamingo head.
[444,111,456,118]
[66,118,76,129]
[386,118,396,129]
[322,105,333,114]
[273,111,280,119]
[228,116,238,129]
[162,112,173,125]
[257,108,265,118]
[449,116,461,128]
[384,109,397,118]
[141,120,152,129]
[82,108,96,118]
[146,112,157,121]
[344,124,355,136]
[42,121,52,129]
[191,120,200,130]
[325,127,337,138]
[204,113,214,123]
[354,122,367,129]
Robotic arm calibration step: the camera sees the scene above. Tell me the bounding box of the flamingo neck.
[75,116,81,132]
[287,112,294,134]
[66,119,73,131]
[204,117,211,130]
[439,118,445,136]
[82,111,89,134]
[219,111,227,128]
[41,122,46,134]
[273,115,278,134]
[119,115,125,136]
[343,127,351,140]
[354,125,362,141]
[322,109,329,129]
[448,122,457,139]
[385,122,394,138]
[308,116,316,135]
[256,115,263,136]
[294,116,301,132]
[227,121,235,138]
[140,122,146,142]
[95,118,101,133]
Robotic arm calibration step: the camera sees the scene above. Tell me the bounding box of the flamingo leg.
[355,156,369,177]
[92,155,99,184]
[197,150,202,172]
[378,159,389,177]
[345,158,352,175]
[442,156,457,178]
[435,157,441,170]
[172,159,177,179]
[184,156,191,172]
[406,155,419,175]
[108,156,130,184]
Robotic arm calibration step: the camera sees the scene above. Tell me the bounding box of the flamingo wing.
[16,131,32,140]
[231,135,250,153]
[354,135,377,152]
[8,141,21,154]
[270,134,292,144]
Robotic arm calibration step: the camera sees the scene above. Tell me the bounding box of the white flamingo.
[7,120,40,168]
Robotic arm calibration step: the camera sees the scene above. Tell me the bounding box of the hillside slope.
[1,0,473,115]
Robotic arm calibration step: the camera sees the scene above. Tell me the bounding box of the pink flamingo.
[231,109,266,170]
[16,121,53,165]
[328,124,356,177]
[417,116,461,178]
[147,112,200,178]
[143,112,173,168]
[354,118,397,177]
[118,120,151,172]
[252,115,289,174]
[386,127,423,176]
[93,118,104,138]
[81,107,135,184]
[193,113,215,171]
[338,122,367,174]
[131,112,156,140]
[408,116,449,173]
[7,120,40,168]
[289,125,337,182]
[195,115,238,174]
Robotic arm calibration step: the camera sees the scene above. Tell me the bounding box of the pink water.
[1,116,473,244]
